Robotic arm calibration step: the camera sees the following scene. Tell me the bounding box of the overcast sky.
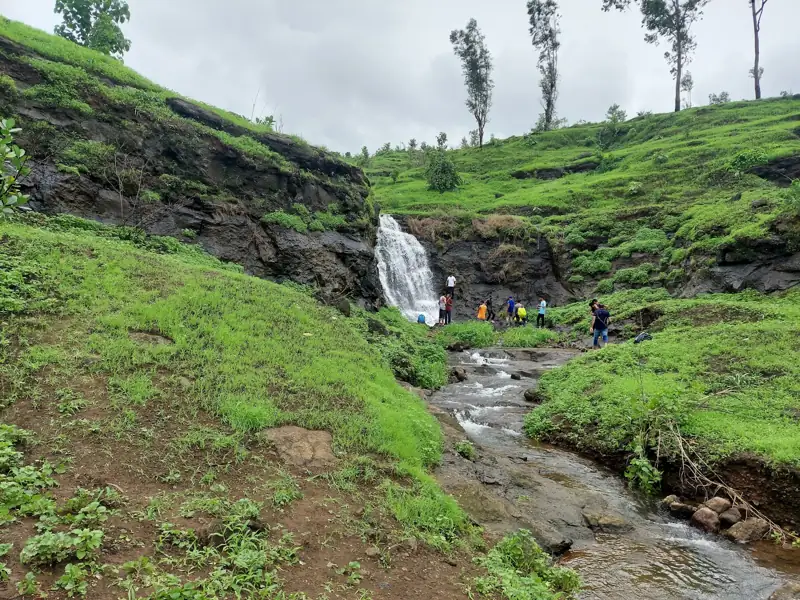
[2,0,799,153]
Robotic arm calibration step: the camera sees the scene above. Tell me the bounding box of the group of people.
[422,274,611,348]
[476,295,548,328]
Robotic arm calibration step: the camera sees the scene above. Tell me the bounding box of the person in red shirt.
[445,294,453,325]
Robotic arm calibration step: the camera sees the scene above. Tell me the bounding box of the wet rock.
[511,373,523,381]
[477,468,507,486]
[365,546,380,558]
[259,426,337,470]
[691,507,721,534]
[719,507,743,528]
[334,298,351,317]
[751,198,769,210]
[524,388,544,404]
[704,496,732,514]
[661,494,679,507]
[450,367,468,382]
[669,502,697,519]
[447,341,471,352]
[582,511,633,533]
[769,582,800,599]
[724,518,770,543]
[196,519,226,547]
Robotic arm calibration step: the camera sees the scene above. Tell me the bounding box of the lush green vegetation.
[0,213,482,595]
[472,530,580,600]
[525,288,800,470]
[367,97,800,290]
[433,321,562,350]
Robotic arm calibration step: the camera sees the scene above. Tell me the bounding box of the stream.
[429,347,800,600]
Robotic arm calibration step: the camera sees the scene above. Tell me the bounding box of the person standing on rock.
[537,297,547,328]
[445,294,453,325]
[477,301,488,321]
[591,303,611,349]
[438,294,447,325]
[446,274,456,298]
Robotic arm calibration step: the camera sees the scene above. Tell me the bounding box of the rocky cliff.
[0,25,381,305]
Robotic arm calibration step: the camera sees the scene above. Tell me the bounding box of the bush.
[436,322,496,348]
[572,253,612,276]
[1,118,30,216]
[60,140,115,174]
[455,440,476,461]
[426,150,461,193]
[729,148,768,173]
[614,264,653,285]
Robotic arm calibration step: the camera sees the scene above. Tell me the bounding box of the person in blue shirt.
[504,297,515,323]
[537,297,547,328]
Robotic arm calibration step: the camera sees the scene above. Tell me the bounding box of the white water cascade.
[376,214,439,325]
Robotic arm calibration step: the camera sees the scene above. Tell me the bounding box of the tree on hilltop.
[602,0,709,113]
[55,0,132,59]
[450,19,494,149]
[749,0,768,100]
[527,0,561,131]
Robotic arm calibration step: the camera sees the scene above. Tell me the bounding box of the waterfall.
[376,214,439,325]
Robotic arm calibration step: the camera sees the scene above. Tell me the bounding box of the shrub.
[614,264,653,285]
[455,440,477,461]
[473,530,581,600]
[572,253,612,276]
[729,148,768,173]
[472,215,529,239]
[436,322,496,348]
[501,328,560,348]
[0,74,17,96]
[426,150,461,193]
[596,279,614,294]
[1,118,30,216]
[60,140,115,174]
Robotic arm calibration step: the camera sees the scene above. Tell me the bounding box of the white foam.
[496,371,512,379]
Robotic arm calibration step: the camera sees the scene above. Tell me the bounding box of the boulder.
[334,298,351,317]
[703,496,732,514]
[365,546,381,558]
[690,507,721,534]
[260,426,337,470]
[719,507,743,529]
[511,373,523,381]
[524,388,544,404]
[661,494,680,507]
[669,502,697,520]
[724,518,770,543]
[447,341,471,352]
[450,367,468,382]
[582,511,633,533]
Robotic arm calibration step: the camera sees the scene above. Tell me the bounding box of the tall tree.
[54,0,131,59]
[527,0,561,131]
[450,19,494,149]
[602,0,710,113]
[749,0,768,100]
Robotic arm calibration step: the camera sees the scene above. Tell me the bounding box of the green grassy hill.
[367,99,800,295]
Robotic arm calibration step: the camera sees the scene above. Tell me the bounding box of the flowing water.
[375,214,439,324]
[430,348,799,600]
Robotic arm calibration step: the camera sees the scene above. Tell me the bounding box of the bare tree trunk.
[478,122,484,149]
[674,0,682,112]
[751,0,762,100]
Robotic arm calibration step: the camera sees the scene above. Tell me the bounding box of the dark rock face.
[751,155,800,187]
[1,36,381,306]
[511,161,599,180]
[402,224,570,320]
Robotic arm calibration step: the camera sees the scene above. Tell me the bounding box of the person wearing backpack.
[591,303,611,349]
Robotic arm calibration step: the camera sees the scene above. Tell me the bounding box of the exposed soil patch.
[128,330,174,345]
[258,426,338,471]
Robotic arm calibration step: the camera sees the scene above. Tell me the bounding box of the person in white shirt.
[438,295,447,325]
[537,297,547,328]
[446,275,456,298]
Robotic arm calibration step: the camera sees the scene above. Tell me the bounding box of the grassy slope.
[0,214,488,596]
[367,99,800,290]
[526,289,800,468]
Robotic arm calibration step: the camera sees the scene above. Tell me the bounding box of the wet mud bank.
[428,348,800,600]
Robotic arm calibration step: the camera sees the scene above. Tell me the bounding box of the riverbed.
[429,348,800,600]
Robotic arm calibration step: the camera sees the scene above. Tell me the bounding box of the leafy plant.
[0,118,30,217]
[624,445,662,495]
[55,0,132,59]
[16,572,42,597]
[455,440,477,461]
[55,563,89,597]
[425,150,462,193]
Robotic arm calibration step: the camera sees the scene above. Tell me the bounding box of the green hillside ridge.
[367,99,800,293]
